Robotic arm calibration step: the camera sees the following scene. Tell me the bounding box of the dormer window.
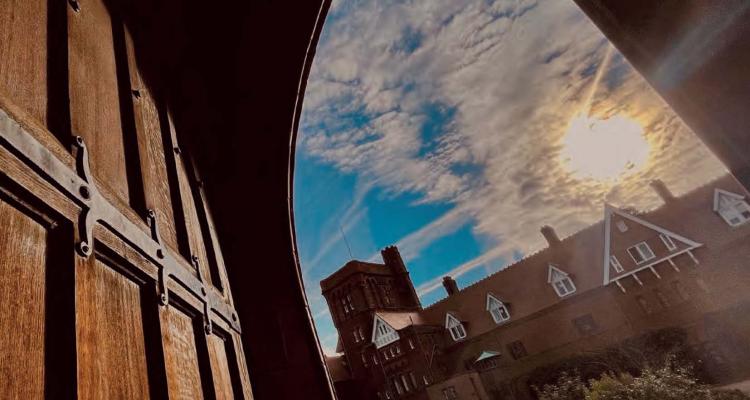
[627,241,655,264]
[714,189,750,227]
[445,313,466,341]
[660,234,677,251]
[548,265,576,297]
[486,294,510,324]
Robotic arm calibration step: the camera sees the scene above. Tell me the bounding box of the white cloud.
[300,0,727,321]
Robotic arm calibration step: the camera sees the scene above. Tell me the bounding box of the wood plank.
[76,256,150,399]
[170,124,213,281]
[0,0,47,128]
[0,198,48,399]
[124,27,179,252]
[68,0,130,203]
[208,334,236,400]
[160,306,205,400]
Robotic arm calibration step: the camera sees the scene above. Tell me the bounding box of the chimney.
[650,179,675,203]
[381,245,407,273]
[541,225,561,247]
[442,276,459,296]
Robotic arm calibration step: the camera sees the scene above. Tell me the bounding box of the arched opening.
[293,1,750,399]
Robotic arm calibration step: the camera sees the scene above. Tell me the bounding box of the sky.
[293,0,727,354]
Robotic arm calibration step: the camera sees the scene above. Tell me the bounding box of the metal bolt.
[160,293,168,306]
[78,241,91,256]
[204,323,212,335]
[147,209,156,218]
[75,136,84,147]
[79,185,91,200]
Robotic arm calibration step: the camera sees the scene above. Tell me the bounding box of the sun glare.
[560,114,650,181]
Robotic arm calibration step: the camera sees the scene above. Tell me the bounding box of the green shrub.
[534,361,749,400]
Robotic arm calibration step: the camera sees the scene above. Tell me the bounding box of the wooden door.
[0,0,252,398]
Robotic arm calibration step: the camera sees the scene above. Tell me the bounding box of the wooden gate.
[0,0,252,398]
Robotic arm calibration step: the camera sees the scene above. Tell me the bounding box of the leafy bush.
[527,328,710,391]
[534,362,749,400]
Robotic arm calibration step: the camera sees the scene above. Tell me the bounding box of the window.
[362,353,368,367]
[401,375,411,392]
[373,354,379,365]
[487,294,510,323]
[408,338,415,350]
[393,378,403,395]
[446,314,467,341]
[353,331,360,343]
[610,255,624,273]
[395,344,401,355]
[655,289,670,308]
[508,340,528,360]
[672,281,690,301]
[553,277,576,297]
[423,375,430,385]
[347,294,355,311]
[627,241,655,264]
[548,265,576,297]
[636,295,653,315]
[573,314,598,336]
[660,234,677,251]
[410,372,418,389]
[715,190,750,226]
[442,387,458,400]
[616,220,628,232]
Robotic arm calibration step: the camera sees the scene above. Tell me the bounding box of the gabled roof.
[713,188,746,211]
[475,351,500,363]
[547,264,569,283]
[602,203,702,285]
[445,312,463,328]
[485,293,504,310]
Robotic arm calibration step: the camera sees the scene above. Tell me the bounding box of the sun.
[560,114,650,181]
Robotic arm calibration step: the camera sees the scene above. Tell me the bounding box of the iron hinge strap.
[0,108,241,334]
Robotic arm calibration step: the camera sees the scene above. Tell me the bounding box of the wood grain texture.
[125,26,179,251]
[68,0,130,203]
[76,257,150,399]
[0,198,48,399]
[160,306,204,400]
[0,0,47,128]
[208,334,236,400]
[171,126,212,281]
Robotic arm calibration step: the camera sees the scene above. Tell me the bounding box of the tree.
[534,361,748,400]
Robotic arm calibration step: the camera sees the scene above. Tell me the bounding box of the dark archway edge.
[112,1,334,399]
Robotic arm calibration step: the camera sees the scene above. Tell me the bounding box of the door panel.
[0,0,47,128]
[68,0,131,204]
[208,333,238,400]
[76,256,151,399]
[0,197,49,399]
[161,305,206,399]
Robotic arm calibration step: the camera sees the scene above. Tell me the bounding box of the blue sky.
[294,0,726,353]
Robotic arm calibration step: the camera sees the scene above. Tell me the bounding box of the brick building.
[322,174,750,400]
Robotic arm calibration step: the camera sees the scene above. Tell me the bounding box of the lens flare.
[560,114,650,181]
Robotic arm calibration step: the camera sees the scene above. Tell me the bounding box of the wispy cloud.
[299,0,727,348]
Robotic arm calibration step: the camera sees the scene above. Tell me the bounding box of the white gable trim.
[547,264,569,283]
[602,203,702,285]
[485,293,504,311]
[445,313,461,328]
[371,314,400,349]
[713,188,745,212]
